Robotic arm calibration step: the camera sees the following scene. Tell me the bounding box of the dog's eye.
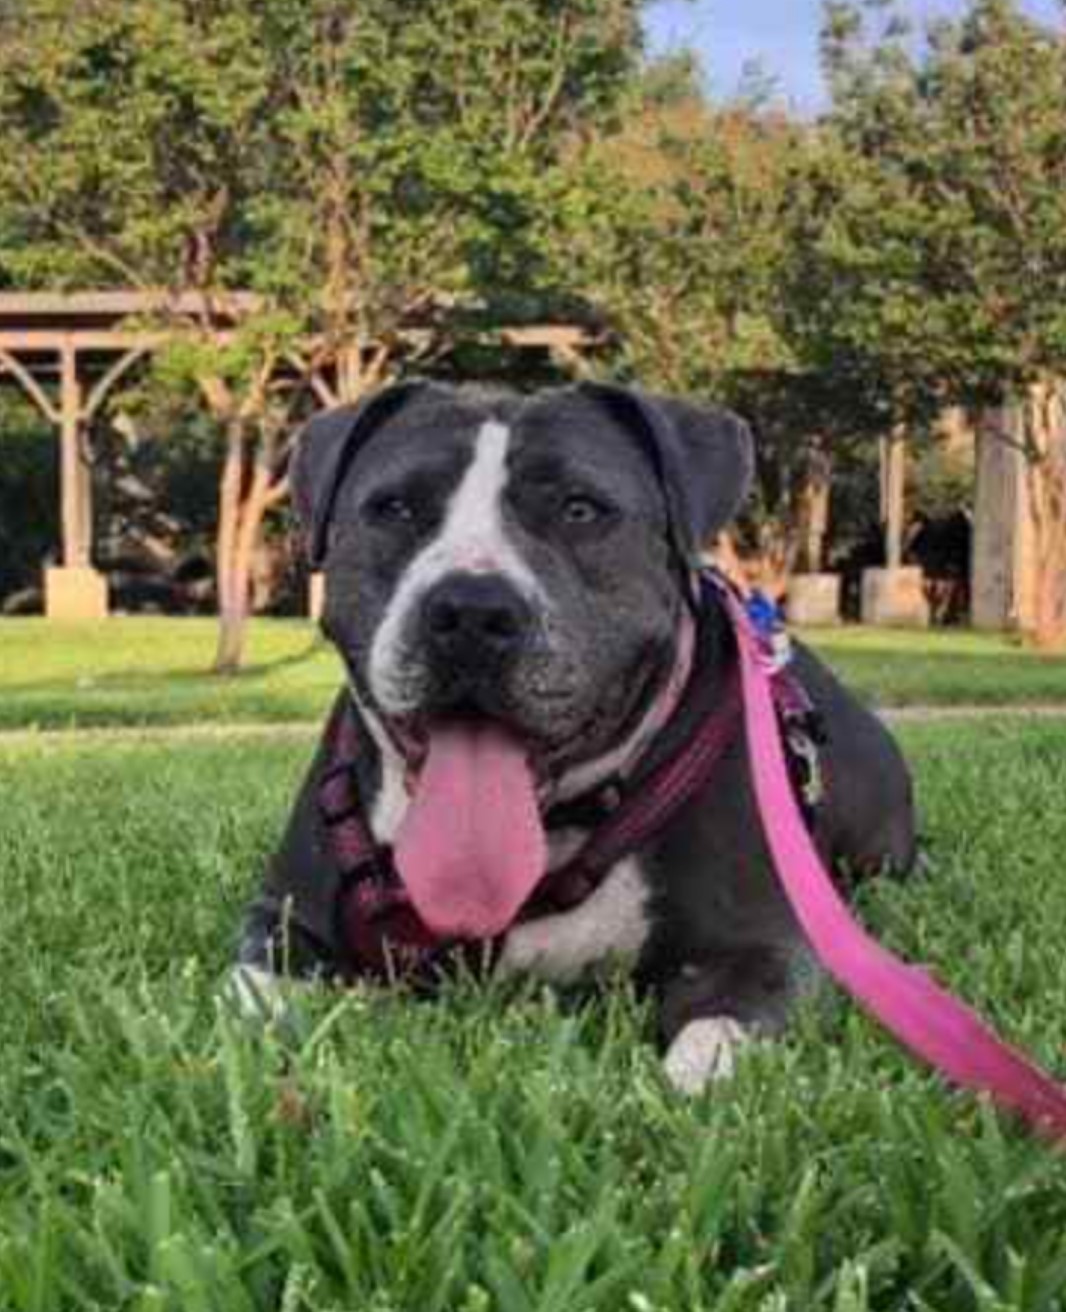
[561,494,607,525]
[368,494,416,525]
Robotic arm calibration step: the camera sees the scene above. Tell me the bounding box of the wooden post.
[881,427,906,569]
[59,340,90,568]
[46,338,107,617]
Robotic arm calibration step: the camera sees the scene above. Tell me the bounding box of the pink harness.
[724,585,1066,1141]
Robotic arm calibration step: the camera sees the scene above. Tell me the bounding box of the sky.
[644,0,1063,113]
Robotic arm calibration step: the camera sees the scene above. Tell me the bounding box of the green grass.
[799,627,1066,709]
[2,720,1066,1310]
[0,618,1065,732]
[0,619,340,730]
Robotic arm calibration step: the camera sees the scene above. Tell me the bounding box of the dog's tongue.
[394,722,547,940]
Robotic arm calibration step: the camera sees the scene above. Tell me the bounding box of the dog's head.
[293,381,753,936]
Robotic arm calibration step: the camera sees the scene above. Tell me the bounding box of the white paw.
[224,964,290,1024]
[663,1017,750,1094]
[495,920,555,979]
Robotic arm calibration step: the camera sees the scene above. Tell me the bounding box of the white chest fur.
[495,858,651,984]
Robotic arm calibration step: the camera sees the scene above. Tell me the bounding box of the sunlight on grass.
[0,617,1064,730]
[798,625,1066,707]
[1,720,1065,1307]
[0,618,342,728]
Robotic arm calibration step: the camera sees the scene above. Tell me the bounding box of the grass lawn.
[1,617,1065,731]
[0,619,340,730]
[2,719,1066,1309]
[799,626,1066,710]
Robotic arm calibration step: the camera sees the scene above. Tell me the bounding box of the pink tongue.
[394,722,547,940]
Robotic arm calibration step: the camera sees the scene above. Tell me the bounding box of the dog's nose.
[421,574,532,662]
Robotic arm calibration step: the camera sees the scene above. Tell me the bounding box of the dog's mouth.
[372,613,696,943]
[391,714,548,942]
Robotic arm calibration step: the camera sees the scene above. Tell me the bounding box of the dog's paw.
[496,915,585,983]
[663,1017,750,1094]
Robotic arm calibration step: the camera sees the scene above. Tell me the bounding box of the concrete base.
[787,573,841,626]
[309,572,326,622]
[861,566,930,628]
[44,566,108,620]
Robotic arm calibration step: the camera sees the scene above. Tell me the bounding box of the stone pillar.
[861,566,929,627]
[45,566,108,620]
[787,573,841,626]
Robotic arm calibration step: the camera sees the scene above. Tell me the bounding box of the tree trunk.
[213,422,247,674]
[1024,382,1066,651]
[213,417,286,674]
[795,437,831,573]
[1031,555,1066,650]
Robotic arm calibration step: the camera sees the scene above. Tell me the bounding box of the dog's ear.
[291,380,429,567]
[577,381,755,560]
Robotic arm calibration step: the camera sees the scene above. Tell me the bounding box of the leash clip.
[785,724,824,809]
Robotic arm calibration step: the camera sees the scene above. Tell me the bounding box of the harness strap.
[531,669,742,912]
[724,586,1066,1141]
[318,668,746,928]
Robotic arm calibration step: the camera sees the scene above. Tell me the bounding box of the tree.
[0,0,642,668]
[561,67,884,585]
[0,0,294,665]
[818,0,1066,645]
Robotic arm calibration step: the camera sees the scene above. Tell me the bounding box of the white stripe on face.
[368,419,540,713]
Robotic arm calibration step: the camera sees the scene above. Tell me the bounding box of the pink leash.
[723,589,1066,1140]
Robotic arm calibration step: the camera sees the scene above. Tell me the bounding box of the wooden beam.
[83,346,151,422]
[0,324,591,357]
[0,346,61,423]
[0,289,262,320]
[498,325,594,349]
[0,330,192,353]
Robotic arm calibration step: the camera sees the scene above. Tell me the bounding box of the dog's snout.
[421,574,531,662]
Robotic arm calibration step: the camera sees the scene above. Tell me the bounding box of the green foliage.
[567,90,803,395]
[4,0,1065,593]
[817,0,1066,415]
[0,0,647,655]
[0,397,56,602]
[559,77,891,550]
[0,0,640,346]
[0,0,271,289]
[2,720,1066,1307]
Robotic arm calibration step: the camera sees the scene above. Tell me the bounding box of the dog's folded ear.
[291,380,429,566]
[577,382,755,562]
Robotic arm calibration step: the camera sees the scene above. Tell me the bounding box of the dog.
[233,381,916,1093]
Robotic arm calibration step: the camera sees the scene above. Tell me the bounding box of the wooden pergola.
[0,291,592,617]
[7,293,1033,631]
[0,292,255,615]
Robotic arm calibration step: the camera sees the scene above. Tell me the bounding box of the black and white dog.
[235,381,916,1093]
